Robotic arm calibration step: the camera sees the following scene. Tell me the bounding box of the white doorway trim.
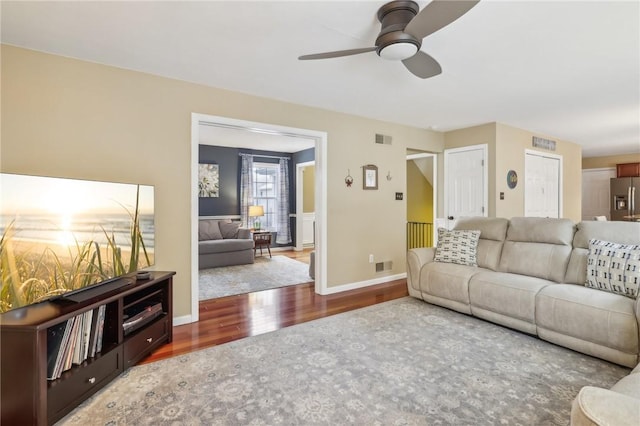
[406,152,437,227]
[190,113,328,324]
[295,160,315,251]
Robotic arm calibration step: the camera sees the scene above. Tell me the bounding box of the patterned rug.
[59,298,630,425]
[199,255,312,300]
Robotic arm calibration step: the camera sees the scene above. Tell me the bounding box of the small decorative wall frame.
[363,164,378,190]
[199,163,220,197]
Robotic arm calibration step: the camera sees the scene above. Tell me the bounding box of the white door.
[444,144,487,225]
[524,150,562,218]
[582,168,615,220]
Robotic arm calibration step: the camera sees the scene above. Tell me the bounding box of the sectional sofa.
[407,216,640,425]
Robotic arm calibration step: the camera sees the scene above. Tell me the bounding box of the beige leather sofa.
[407,217,640,425]
[571,363,640,426]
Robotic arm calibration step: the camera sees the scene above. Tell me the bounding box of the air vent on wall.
[375,134,392,145]
[375,261,393,272]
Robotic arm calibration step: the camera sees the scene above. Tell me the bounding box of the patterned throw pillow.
[586,239,640,299]
[434,229,481,266]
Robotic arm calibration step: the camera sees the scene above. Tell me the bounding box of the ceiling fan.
[298,0,479,79]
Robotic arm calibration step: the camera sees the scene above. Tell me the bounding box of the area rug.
[199,255,312,300]
[59,297,629,425]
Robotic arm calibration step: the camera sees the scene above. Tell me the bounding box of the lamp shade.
[248,205,264,217]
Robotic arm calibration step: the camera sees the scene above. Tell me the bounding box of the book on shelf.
[63,315,80,372]
[95,304,106,354]
[46,320,69,380]
[82,309,93,360]
[72,313,84,365]
[87,307,100,358]
[47,304,108,381]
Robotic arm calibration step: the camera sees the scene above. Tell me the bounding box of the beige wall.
[302,166,315,213]
[442,123,497,216]
[582,153,640,170]
[441,122,582,222]
[1,45,443,319]
[495,123,582,221]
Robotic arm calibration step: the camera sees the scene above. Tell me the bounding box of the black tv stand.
[1,271,175,425]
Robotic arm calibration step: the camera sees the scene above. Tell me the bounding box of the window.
[252,163,279,231]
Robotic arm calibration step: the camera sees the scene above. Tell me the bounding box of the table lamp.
[248,205,264,230]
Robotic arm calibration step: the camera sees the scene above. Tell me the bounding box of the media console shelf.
[0,271,175,425]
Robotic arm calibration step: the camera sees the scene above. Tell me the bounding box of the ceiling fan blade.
[298,47,377,60]
[402,51,442,79]
[404,0,480,40]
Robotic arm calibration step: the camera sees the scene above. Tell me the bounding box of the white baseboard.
[173,314,194,326]
[320,272,407,295]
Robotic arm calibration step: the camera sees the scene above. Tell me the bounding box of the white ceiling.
[2,1,638,157]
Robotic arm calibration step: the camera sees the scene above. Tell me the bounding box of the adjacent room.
[196,121,317,301]
[1,1,639,425]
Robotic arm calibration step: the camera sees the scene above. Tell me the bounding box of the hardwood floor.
[277,247,313,264]
[143,277,409,364]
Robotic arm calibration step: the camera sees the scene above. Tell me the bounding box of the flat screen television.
[0,173,154,314]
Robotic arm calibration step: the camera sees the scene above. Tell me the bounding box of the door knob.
[447,216,454,220]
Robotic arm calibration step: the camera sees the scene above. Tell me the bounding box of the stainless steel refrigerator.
[610,177,639,221]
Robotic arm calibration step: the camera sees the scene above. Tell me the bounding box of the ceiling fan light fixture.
[378,41,418,60]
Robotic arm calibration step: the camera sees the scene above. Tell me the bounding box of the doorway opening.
[296,161,315,252]
[190,113,328,323]
[406,151,437,249]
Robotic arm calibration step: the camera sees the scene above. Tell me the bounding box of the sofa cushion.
[434,228,481,266]
[198,219,223,241]
[536,284,639,356]
[220,221,241,239]
[499,217,575,283]
[586,239,640,299]
[506,217,575,245]
[453,217,508,271]
[420,262,480,308]
[565,221,640,285]
[199,238,254,255]
[469,271,552,334]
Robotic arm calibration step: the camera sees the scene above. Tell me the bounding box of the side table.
[252,231,272,258]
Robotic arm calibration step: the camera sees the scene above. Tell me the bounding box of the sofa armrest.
[407,248,436,294]
[238,228,252,239]
[571,386,640,426]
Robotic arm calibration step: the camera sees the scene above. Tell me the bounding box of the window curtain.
[276,158,292,244]
[239,154,254,227]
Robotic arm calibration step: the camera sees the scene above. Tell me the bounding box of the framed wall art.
[198,163,219,197]
[363,164,378,190]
